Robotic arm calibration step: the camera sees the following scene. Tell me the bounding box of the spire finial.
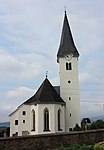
[46,71,48,78]
[64,6,66,13]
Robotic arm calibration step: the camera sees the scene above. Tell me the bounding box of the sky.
[0,0,104,122]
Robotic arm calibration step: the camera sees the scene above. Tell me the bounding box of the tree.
[6,127,10,137]
[90,120,104,130]
[0,130,4,137]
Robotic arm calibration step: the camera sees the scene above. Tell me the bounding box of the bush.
[65,144,93,150]
[94,141,104,150]
[58,144,65,150]
[67,144,80,150]
[73,124,82,131]
[90,120,104,130]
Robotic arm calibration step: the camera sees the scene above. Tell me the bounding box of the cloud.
[7,86,35,100]
[0,105,12,111]
[0,105,14,122]
[80,102,104,119]
[86,60,104,86]
[79,72,90,85]
[0,50,57,80]
[70,14,104,56]
[51,76,59,86]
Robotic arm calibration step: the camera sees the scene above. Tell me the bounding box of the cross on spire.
[46,71,48,78]
[64,6,66,12]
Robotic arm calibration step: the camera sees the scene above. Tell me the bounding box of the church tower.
[57,11,80,131]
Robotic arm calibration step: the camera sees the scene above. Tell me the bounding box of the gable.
[24,78,65,105]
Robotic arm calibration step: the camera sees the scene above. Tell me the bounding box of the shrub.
[67,144,80,150]
[73,124,82,131]
[90,120,104,130]
[65,144,92,150]
[58,144,65,150]
[94,141,104,150]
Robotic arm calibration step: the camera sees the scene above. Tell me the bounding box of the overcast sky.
[0,0,104,122]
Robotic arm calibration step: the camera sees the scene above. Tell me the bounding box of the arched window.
[69,62,72,70]
[44,108,50,131]
[58,109,62,131]
[66,62,72,70]
[66,62,69,70]
[32,110,35,131]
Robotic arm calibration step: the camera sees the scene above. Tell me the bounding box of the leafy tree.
[0,130,4,137]
[90,120,104,130]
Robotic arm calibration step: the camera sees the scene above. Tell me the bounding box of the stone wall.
[0,129,104,150]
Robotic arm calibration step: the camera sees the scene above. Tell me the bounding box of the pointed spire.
[57,11,79,62]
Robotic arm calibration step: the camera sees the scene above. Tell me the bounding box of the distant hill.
[0,122,10,127]
[81,115,104,123]
[91,115,104,122]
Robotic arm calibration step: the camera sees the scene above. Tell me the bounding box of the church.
[9,11,80,137]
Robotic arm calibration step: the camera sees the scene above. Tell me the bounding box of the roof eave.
[36,102,66,105]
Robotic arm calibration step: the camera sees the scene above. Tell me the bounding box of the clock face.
[65,54,73,61]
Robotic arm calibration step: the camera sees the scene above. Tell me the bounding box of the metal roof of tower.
[57,11,79,62]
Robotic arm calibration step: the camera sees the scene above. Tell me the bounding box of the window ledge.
[31,129,35,131]
[43,129,50,132]
[58,129,63,131]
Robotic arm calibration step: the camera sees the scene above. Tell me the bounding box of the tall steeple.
[57,11,80,131]
[57,11,79,62]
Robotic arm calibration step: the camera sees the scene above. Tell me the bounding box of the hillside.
[0,122,10,127]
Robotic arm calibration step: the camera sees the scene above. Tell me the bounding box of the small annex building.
[10,11,80,136]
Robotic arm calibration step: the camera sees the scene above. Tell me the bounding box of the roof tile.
[57,11,79,62]
[24,78,65,105]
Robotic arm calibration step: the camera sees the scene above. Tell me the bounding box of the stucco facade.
[10,104,65,136]
[59,57,80,131]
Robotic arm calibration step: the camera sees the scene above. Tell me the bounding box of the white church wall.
[17,104,31,136]
[30,105,38,135]
[59,57,80,131]
[10,103,65,136]
[37,104,55,134]
[10,104,31,136]
[54,104,65,132]
[32,104,65,134]
[10,110,18,137]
